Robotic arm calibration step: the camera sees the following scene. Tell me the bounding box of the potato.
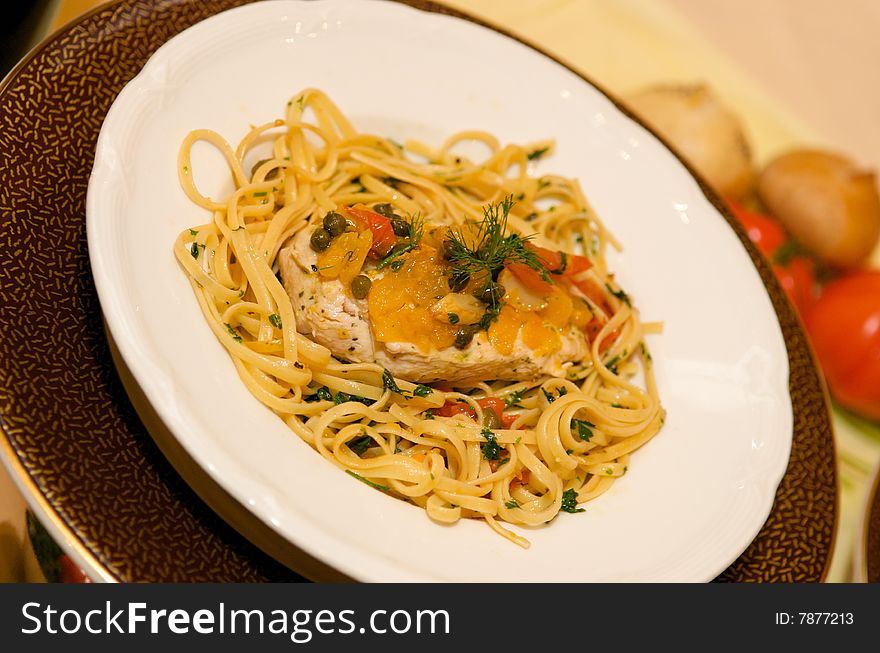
[758,150,880,268]
[624,84,755,200]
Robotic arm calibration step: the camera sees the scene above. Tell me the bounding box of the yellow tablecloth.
[2,0,878,583]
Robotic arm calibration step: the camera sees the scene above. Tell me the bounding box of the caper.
[453,326,478,350]
[373,203,398,219]
[482,409,502,430]
[390,218,410,237]
[309,228,331,252]
[448,269,470,292]
[323,212,347,237]
[350,275,372,299]
[476,282,505,305]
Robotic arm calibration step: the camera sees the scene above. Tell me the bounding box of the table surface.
[2,0,878,583]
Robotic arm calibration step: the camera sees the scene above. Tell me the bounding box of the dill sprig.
[445,196,550,282]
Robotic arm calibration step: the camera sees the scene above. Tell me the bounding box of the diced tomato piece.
[434,397,505,423]
[478,398,505,423]
[501,413,521,429]
[435,402,474,419]
[526,243,591,277]
[345,206,397,258]
[570,277,614,317]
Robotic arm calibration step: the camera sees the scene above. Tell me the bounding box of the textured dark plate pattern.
[0,0,835,581]
[866,467,880,582]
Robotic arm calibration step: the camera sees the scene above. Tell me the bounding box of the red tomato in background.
[727,201,817,315]
[804,270,880,421]
[727,201,786,257]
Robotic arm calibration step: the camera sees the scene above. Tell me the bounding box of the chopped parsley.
[606,283,632,307]
[382,369,404,394]
[605,355,621,374]
[447,313,460,325]
[253,191,268,198]
[504,388,525,409]
[346,434,372,456]
[390,259,405,272]
[571,419,594,442]
[305,386,333,402]
[268,313,282,329]
[480,428,501,461]
[223,323,242,343]
[190,242,200,259]
[412,384,432,398]
[526,145,550,161]
[423,409,435,420]
[560,488,585,513]
[334,391,373,406]
[345,470,390,492]
[527,146,550,161]
[542,387,567,403]
[536,177,550,191]
[639,341,652,363]
[504,499,520,509]
[188,228,199,236]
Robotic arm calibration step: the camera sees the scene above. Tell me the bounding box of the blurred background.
[2,0,878,583]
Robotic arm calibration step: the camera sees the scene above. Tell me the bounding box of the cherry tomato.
[804,270,880,421]
[773,256,817,316]
[727,201,786,257]
[727,200,816,314]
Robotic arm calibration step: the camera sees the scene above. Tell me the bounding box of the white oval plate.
[87,0,792,582]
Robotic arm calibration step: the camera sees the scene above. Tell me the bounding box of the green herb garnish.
[481,428,501,461]
[571,419,594,442]
[305,386,333,402]
[188,229,199,236]
[504,388,525,409]
[504,499,520,509]
[412,384,432,398]
[268,313,282,329]
[346,434,372,456]
[224,323,242,343]
[445,196,549,288]
[527,146,550,161]
[447,313,460,325]
[605,355,620,374]
[382,369,404,394]
[334,391,373,406]
[560,488,585,513]
[346,470,390,492]
[606,283,632,307]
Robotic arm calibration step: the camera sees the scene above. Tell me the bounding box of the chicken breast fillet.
[278,228,590,384]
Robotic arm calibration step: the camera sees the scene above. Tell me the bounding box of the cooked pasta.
[173,88,664,547]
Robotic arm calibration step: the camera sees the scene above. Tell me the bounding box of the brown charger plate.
[0,0,837,582]
[857,462,880,582]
